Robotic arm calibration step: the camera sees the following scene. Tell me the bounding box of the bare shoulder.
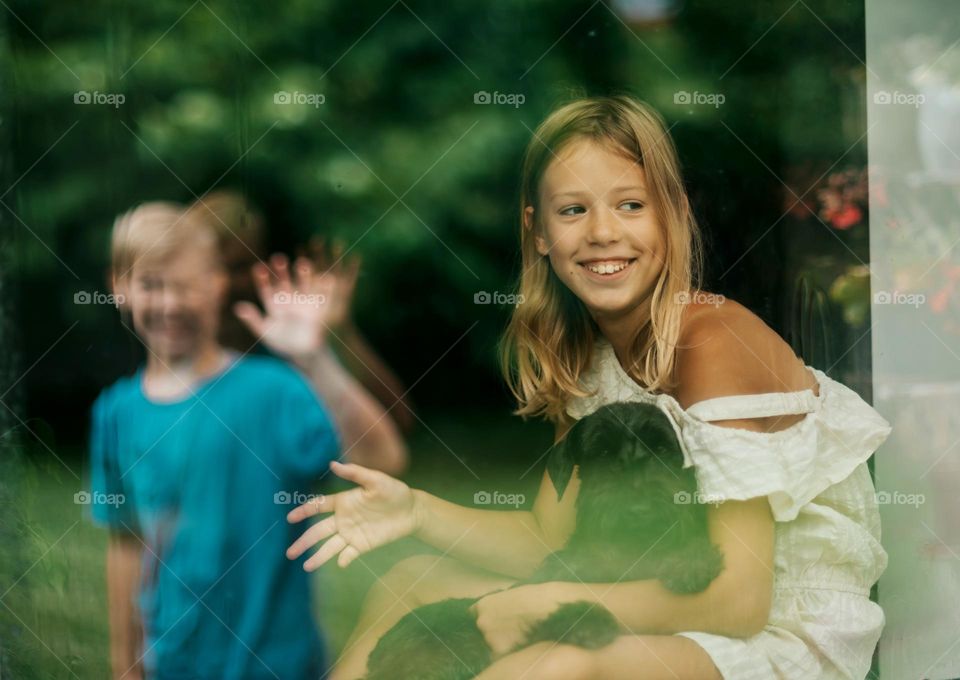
[672,293,818,418]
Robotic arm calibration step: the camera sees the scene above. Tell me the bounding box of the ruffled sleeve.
[667,368,892,522]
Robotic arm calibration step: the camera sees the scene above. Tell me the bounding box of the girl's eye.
[619,201,645,212]
[559,205,586,216]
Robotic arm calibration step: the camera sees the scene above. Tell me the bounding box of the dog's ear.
[547,415,589,501]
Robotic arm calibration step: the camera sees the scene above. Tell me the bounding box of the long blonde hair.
[500,95,704,426]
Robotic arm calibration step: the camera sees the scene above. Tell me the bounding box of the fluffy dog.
[363,402,725,680]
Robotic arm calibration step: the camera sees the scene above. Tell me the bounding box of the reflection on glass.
[867,1,960,677]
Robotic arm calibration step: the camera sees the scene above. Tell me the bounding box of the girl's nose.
[586,205,621,246]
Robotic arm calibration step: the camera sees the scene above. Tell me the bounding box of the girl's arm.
[412,462,580,578]
[549,496,774,637]
[474,496,774,655]
[287,436,579,578]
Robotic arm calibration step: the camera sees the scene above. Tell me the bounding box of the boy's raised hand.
[235,251,353,360]
[306,237,360,331]
[286,460,420,570]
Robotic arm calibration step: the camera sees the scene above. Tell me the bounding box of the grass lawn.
[0,409,552,678]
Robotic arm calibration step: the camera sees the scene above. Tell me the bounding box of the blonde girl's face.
[530,139,667,321]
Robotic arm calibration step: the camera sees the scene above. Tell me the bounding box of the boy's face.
[530,139,667,323]
[126,243,227,362]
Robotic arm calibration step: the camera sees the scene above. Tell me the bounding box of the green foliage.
[5,0,868,410]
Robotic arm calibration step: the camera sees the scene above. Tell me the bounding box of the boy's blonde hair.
[500,95,704,426]
[110,201,222,282]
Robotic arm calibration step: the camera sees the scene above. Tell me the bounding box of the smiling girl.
[288,96,892,680]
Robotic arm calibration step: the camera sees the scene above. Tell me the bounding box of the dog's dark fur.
[363,402,725,680]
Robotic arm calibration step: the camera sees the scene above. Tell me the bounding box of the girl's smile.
[578,257,638,280]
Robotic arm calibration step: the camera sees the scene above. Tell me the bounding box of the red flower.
[824,204,862,230]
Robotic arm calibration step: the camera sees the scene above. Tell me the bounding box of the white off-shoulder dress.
[565,338,892,680]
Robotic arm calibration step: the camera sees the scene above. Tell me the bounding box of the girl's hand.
[472,584,562,658]
[286,461,420,570]
[234,253,340,361]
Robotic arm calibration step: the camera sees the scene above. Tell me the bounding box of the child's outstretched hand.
[286,461,420,570]
[234,252,341,361]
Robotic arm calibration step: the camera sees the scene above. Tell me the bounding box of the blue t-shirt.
[90,354,340,679]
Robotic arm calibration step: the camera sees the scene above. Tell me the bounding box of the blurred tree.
[3,0,868,442]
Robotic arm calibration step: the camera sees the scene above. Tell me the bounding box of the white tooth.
[587,261,631,274]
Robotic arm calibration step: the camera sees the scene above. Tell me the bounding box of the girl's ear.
[525,206,550,256]
[523,205,535,231]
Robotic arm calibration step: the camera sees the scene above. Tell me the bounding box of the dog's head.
[548,402,724,592]
[550,402,692,500]
[563,402,683,466]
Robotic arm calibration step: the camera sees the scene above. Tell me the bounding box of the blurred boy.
[91,202,406,679]
[185,190,417,434]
